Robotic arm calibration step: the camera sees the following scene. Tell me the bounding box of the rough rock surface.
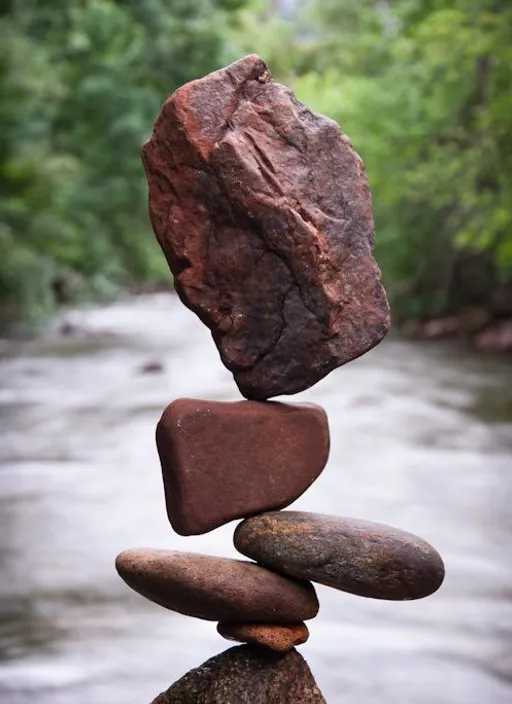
[150,645,326,703]
[142,54,390,399]
[156,398,329,535]
[234,511,445,601]
[115,548,318,621]
[217,621,309,652]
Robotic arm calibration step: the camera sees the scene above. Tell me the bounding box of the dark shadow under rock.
[150,645,326,703]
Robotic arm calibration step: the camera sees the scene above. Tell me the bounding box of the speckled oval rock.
[234,511,445,601]
[217,622,309,652]
[116,548,318,621]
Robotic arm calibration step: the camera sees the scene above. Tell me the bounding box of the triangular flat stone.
[234,511,445,601]
[156,398,329,535]
[116,548,319,622]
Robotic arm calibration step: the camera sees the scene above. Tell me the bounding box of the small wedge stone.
[116,548,318,622]
[217,622,309,652]
[156,398,329,535]
[234,511,445,601]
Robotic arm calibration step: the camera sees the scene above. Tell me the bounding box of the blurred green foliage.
[2,0,511,324]
[0,0,244,322]
[240,0,512,320]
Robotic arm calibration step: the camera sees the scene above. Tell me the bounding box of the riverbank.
[402,313,512,353]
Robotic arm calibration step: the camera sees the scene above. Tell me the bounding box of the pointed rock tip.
[115,547,151,575]
[221,54,271,85]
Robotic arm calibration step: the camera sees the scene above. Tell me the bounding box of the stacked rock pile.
[115,55,445,703]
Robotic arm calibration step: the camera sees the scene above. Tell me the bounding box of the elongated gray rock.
[150,645,326,703]
[156,398,329,535]
[142,54,390,399]
[234,511,445,601]
[116,548,318,621]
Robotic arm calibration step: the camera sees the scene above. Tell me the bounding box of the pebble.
[234,511,445,600]
[116,548,319,621]
[217,621,309,652]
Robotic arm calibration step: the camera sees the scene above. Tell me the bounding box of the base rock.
[150,645,326,703]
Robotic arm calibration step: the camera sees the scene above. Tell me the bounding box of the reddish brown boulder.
[142,54,390,400]
[234,511,445,601]
[115,548,319,622]
[150,645,326,703]
[217,621,309,652]
[156,398,329,535]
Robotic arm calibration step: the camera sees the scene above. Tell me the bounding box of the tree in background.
[241,0,512,322]
[0,0,245,322]
[2,0,511,330]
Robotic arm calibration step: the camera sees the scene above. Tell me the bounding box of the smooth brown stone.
[217,621,309,653]
[115,548,318,621]
[150,645,326,703]
[142,54,390,400]
[234,511,445,601]
[156,398,329,535]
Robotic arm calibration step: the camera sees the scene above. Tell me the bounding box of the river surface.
[0,293,511,704]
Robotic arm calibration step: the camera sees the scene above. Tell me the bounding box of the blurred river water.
[0,293,511,704]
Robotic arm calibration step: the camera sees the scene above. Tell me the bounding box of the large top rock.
[142,55,390,399]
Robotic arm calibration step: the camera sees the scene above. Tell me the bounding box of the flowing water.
[0,294,511,704]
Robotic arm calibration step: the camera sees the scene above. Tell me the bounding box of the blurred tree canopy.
[0,0,245,321]
[1,0,511,326]
[244,0,512,320]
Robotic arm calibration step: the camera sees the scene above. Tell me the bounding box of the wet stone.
[234,511,445,601]
[142,54,390,400]
[150,645,326,704]
[115,548,319,622]
[217,621,309,653]
[156,398,329,536]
